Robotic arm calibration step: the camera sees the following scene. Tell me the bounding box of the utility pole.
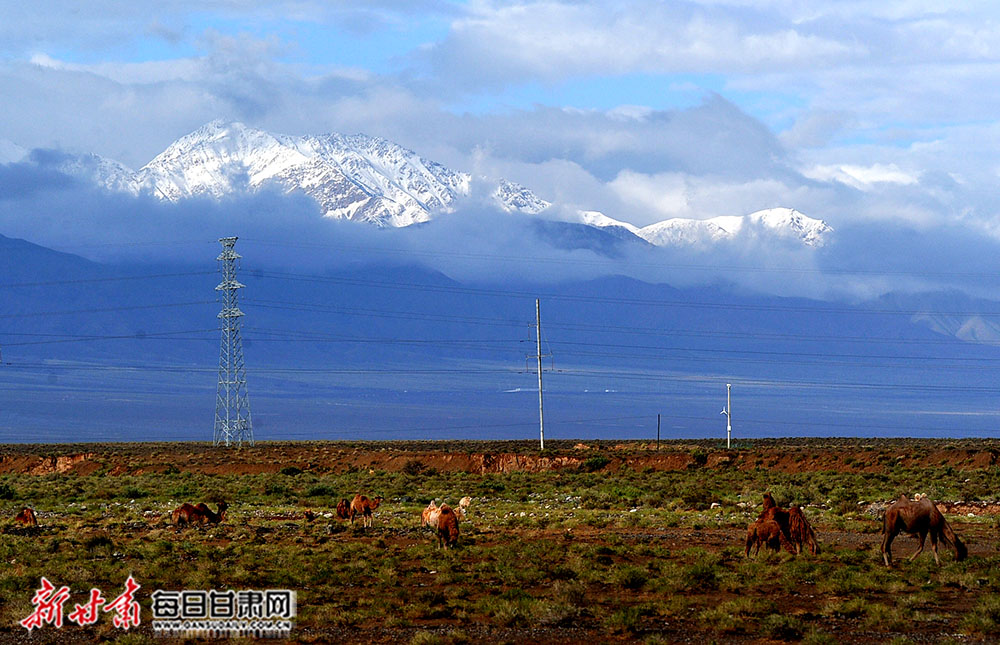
[656,413,661,451]
[214,236,254,447]
[720,383,732,449]
[535,298,545,451]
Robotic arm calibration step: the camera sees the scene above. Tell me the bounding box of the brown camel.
[14,507,38,527]
[350,494,383,528]
[745,518,783,556]
[881,495,966,567]
[336,498,351,520]
[436,504,460,549]
[172,502,228,527]
[788,506,820,555]
[757,493,818,555]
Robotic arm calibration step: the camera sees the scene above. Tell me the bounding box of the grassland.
[1,439,999,643]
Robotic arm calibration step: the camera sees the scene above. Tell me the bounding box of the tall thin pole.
[725,383,732,449]
[656,413,661,451]
[536,298,545,451]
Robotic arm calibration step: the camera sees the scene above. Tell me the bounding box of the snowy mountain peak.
[578,211,641,235]
[130,121,548,227]
[747,208,833,247]
[581,207,832,248]
[4,121,829,250]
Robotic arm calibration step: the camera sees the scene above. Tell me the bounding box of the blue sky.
[3,2,1000,253]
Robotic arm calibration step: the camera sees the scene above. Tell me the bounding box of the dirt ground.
[1,437,998,477]
[1,439,999,644]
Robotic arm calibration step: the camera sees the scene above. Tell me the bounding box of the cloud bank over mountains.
[3,3,1000,300]
[2,117,1000,303]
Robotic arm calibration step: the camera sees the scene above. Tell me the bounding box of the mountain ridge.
[6,120,833,246]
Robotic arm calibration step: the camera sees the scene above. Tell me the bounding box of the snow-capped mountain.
[586,208,832,248]
[132,121,550,227]
[3,121,831,246]
[54,153,139,194]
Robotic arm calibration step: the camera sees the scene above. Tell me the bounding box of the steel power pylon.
[214,236,254,447]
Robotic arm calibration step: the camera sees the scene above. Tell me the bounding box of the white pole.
[726,383,732,449]
[536,299,545,451]
[721,383,732,449]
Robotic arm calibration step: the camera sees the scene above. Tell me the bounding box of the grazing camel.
[171,502,228,527]
[881,495,966,567]
[458,496,472,519]
[336,498,351,520]
[745,518,783,556]
[421,500,440,528]
[436,504,460,549]
[350,494,383,528]
[14,507,38,527]
[756,493,818,555]
[788,506,819,555]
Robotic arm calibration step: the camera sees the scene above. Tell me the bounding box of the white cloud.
[802,163,919,191]
[428,1,864,86]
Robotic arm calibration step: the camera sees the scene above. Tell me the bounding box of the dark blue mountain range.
[2,232,999,443]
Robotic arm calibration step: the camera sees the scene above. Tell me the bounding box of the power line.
[0,271,215,290]
[0,301,214,320]
[1,329,217,347]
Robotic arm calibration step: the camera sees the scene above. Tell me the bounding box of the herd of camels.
[10,491,969,563]
[746,492,967,567]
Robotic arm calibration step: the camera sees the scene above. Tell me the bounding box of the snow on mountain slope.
[134,121,546,227]
[582,207,832,248]
[747,208,832,247]
[56,153,141,194]
[578,210,641,235]
[16,121,830,248]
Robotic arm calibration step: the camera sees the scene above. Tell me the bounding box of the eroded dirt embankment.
[0,440,998,476]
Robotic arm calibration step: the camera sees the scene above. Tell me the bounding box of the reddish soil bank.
[0,437,998,476]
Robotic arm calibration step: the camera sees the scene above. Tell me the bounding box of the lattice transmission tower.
[214,236,254,447]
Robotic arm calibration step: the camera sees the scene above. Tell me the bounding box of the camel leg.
[909,532,926,562]
[882,531,895,567]
[929,532,940,565]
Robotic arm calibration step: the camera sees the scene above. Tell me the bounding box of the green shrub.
[581,455,610,472]
[403,460,427,476]
[604,606,643,634]
[961,595,1000,635]
[681,560,719,592]
[306,484,337,497]
[760,613,805,640]
[614,565,648,590]
[0,483,15,500]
